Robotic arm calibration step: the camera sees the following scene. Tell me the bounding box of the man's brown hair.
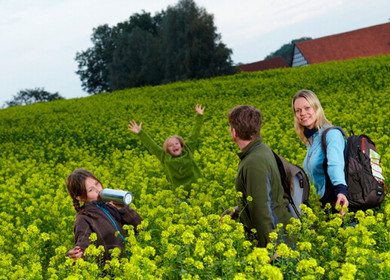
[228,105,262,140]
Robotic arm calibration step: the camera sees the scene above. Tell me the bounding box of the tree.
[265,37,312,66]
[75,24,118,94]
[4,88,64,107]
[109,12,163,90]
[75,0,236,94]
[161,0,236,82]
[109,27,163,90]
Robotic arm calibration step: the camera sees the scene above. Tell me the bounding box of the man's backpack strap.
[272,151,310,219]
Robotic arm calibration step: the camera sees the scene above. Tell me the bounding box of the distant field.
[0,55,389,279]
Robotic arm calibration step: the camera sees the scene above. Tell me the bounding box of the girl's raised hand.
[128,120,142,134]
[195,104,205,115]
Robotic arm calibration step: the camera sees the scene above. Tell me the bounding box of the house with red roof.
[292,22,390,67]
[237,57,288,72]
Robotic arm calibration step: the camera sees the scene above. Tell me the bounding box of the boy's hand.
[220,206,239,223]
[128,120,142,134]
[195,104,205,115]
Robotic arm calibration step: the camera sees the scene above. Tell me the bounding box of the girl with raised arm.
[128,104,205,195]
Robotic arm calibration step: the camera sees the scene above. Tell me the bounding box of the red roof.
[238,57,288,72]
[295,22,390,64]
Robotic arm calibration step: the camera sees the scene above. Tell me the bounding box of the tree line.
[3,0,311,108]
[75,0,237,95]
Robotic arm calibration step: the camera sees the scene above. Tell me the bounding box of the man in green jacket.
[222,105,292,247]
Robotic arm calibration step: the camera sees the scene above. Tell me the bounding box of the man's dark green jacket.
[235,137,292,247]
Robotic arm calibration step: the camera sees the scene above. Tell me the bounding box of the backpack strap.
[272,151,301,219]
[320,126,347,157]
[96,203,127,243]
[320,126,348,207]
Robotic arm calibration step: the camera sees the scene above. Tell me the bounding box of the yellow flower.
[233,273,248,280]
[40,232,50,242]
[194,240,205,257]
[296,258,318,273]
[259,264,283,279]
[266,243,274,250]
[161,230,170,239]
[89,232,97,242]
[243,240,252,250]
[182,230,195,245]
[215,242,225,252]
[316,235,325,242]
[220,223,232,232]
[269,232,278,242]
[340,263,357,280]
[184,257,194,266]
[276,243,291,258]
[110,247,122,258]
[164,244,178,259]
[321,241,329,249]
[297,242,312,252]
[331,246,341,256]
[355,210,365,220]
[223,248,237,258]
[143,231,152,241]
[247,196,253,202]
[143,246,156,257]
[203,256,213,265]
[194,260,204,270]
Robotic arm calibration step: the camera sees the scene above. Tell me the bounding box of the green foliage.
[0,55,390,279]
[75,24,118,94]
[110,26,162,89]
[4,87,64,108]
[75,0,236,95]
[161,0,236,83]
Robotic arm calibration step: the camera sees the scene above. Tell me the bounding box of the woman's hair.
[163,135,184,153]
[292,89,332,143]
[228,105,262,140]
[66,169,102,214]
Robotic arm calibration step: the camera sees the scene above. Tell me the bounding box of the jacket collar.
[237,137,263,160]
[306,125,331,145]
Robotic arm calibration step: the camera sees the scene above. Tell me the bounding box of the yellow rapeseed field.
[0,55,389,279]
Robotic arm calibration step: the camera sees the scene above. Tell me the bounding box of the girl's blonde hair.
[163,135,184,153]
[292,89,331,143]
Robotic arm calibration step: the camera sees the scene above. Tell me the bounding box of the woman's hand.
[195,104,205,115]
[336,193,349,217]
[68,246,83,262]
[128,120,142,134]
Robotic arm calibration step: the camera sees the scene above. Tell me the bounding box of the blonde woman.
[292,89,349,215]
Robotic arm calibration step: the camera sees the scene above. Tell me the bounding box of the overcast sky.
[1,0,389,106]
